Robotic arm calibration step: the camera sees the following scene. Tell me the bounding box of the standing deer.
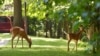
[10,26,32,48]
[64,25,84,51]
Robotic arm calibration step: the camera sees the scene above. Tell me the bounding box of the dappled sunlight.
[4,44,87,51]
[0,33,11,38]
[0,33,91,56]
[0,45,86,52]
[0,46,92,56]
[0,33,10,37]
[0,37,94,56]
[30,36,65,42]
[3,36,88,51]
[0,38,10,47]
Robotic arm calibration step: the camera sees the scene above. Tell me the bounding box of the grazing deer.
[64,25,84,51]
[10,26,32,48]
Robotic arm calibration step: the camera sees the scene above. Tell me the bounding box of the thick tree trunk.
[13,0,24,28]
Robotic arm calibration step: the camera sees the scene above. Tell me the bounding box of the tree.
[13,0,24,28]
[0,0,4,5]
[65,0,100,53]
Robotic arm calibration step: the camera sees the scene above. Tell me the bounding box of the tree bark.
[13,0,24,28]
[63,20,69,39]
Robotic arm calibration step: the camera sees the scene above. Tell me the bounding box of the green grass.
[0,47,90,56]
[0,33,11,38]
[0,33,100,56]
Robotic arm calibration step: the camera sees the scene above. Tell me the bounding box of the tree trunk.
[57,20,63,38]
[87,24,97,53]
[87,25,94,40]
[63,20,69,39]
[13,0,24,28]
[53,21,57,38]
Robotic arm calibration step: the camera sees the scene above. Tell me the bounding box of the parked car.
[0,16,12,33]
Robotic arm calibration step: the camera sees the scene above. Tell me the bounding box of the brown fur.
[64,26,84,51]
[10,26,32,48]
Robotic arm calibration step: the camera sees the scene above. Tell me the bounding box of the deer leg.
[15,36,20,48]
[67,39,71,51]
[11,37,14,48]
[72,40,77,51]
[75,40,78,51]
[11,35,16,48]
[22,37,23,48]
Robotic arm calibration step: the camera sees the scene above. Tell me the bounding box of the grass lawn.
[0,33,99,56]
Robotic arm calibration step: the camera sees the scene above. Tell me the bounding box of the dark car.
[0,16,12,33]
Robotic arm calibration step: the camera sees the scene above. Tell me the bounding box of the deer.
[10,26,32,48]
[64,25,85,51]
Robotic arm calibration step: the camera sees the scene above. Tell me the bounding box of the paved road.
[0,38,11,47]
